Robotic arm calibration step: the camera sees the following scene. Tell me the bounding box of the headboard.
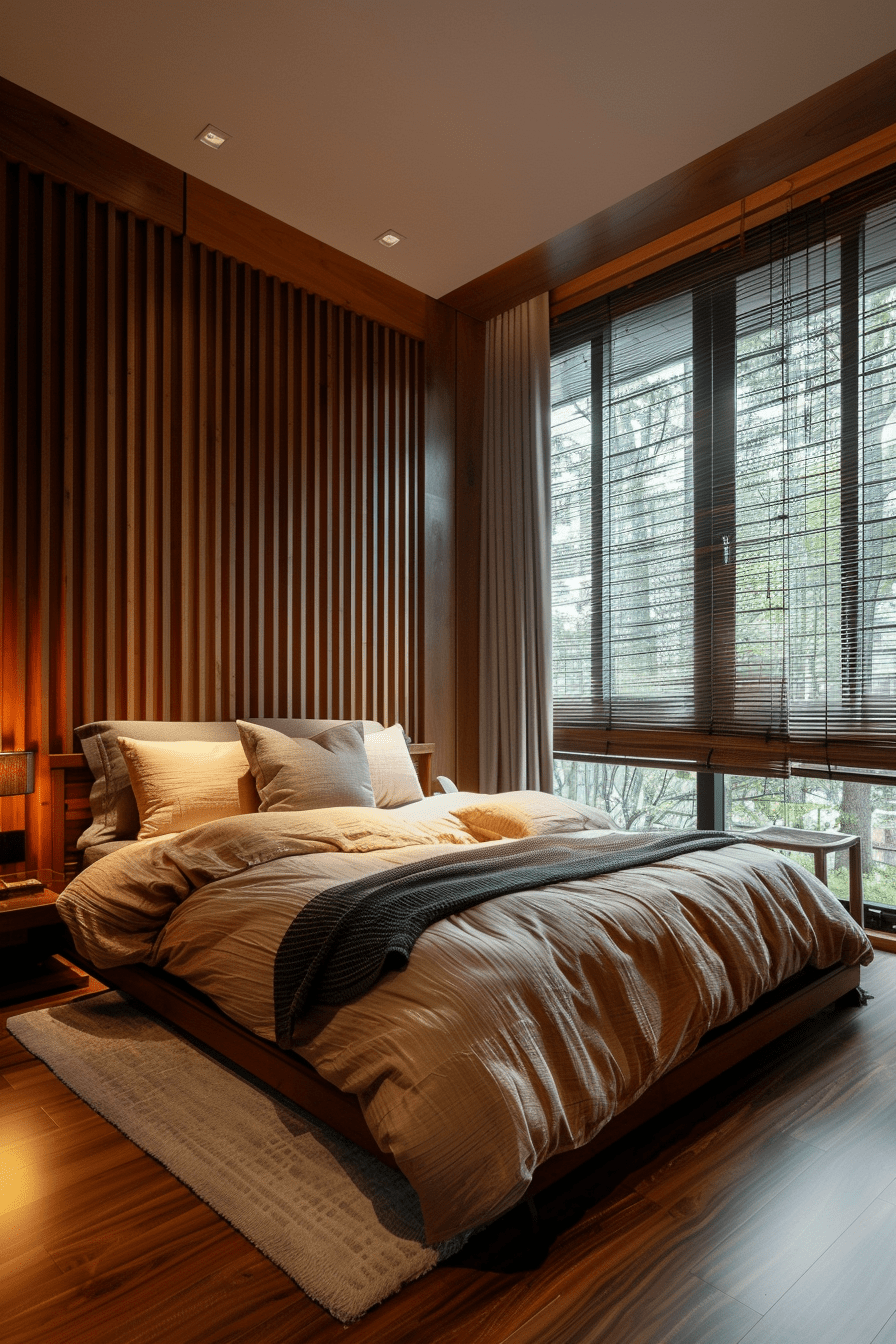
[48,742,434,892]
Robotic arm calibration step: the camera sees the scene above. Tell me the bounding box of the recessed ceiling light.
[196,125,231,149]
[376,230,404,248]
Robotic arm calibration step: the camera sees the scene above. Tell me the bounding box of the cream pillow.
[452,791,615,842]
[364,724,424,807]
[237,720,375,812]
[117,737,258,840]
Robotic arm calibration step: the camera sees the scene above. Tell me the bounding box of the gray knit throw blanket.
[273,830,745,1047]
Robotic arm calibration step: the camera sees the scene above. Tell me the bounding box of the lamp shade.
[0,750,35,797]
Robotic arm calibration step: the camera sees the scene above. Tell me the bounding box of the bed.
[51,717,873,1245]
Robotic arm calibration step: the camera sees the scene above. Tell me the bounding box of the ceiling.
[2,1,895,298]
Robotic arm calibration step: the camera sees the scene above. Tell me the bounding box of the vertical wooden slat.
[256,272,268,714]
[296,288,308,717]
[62,183,76,749]
[16,166,32,842]
[284,281,295,717]
[105,201,119,717]
[341,314,354,725]
[82,195,97,725]
[226,256,238,720]
[160,227,173,720]
[144,223,158,718]
[195,242,209,718]
[310,295,322,715]
[241,263,252,715]
[270,278,282,715]
[213,250,224,720]
[125,211,138,714]
[180,237,194,718]
[37,174,54,866]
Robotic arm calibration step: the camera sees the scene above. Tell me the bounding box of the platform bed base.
[59,946,861,1200]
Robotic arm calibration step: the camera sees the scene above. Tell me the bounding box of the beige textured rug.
[7,991,468,1322]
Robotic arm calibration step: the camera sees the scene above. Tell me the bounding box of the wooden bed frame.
[48,752,865,1201]
[57,946,860,1193]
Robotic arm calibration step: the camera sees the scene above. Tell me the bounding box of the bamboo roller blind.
[1,159,424,857]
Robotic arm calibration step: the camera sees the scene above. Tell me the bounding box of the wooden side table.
[408,743,434,797]
[0,884,89,1004]
[743,826,864,927]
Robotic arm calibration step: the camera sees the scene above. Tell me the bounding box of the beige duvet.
[57,793,873,1242]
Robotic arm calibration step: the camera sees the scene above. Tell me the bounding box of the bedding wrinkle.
[56,798,872,1244]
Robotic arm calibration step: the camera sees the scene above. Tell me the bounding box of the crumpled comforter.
[57,793,873,1242]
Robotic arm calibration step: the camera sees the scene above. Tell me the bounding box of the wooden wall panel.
[422,301,486,790]
[423,299,457,784]
[1,160,425,881]
[454,311,485,791]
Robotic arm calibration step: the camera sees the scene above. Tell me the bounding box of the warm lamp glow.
[0,751,35,797]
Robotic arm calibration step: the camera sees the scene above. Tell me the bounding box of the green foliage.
[554,759,896,906]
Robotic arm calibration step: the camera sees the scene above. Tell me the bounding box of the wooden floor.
[2,957,896,1344]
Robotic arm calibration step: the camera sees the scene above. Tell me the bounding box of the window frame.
[550,163,896,783]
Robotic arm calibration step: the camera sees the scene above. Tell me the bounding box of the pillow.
[75,717,386,847]
[364,724,424,807]
[117,737,258,840]
[237,720,375,812]
[452,791,616,842]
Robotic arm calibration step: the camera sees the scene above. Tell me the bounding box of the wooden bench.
[743,825,863,926]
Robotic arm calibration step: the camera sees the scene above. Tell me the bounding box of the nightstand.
[743,826,864,927]
[0,882,88,1004]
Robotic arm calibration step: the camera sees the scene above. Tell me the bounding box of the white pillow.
[364,724,424,807]
[117,737,258,839]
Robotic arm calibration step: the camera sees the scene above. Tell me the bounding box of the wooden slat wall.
[1,158,425,881]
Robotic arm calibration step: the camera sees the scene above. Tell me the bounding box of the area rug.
[7,991,469,1322]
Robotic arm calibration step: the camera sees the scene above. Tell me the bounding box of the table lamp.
[0,750,35,864]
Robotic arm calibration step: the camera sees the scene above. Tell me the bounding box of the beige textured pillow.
[117,737,258,840]
[237,720,375,812]
[452,791,615,842]
[364,724,424,807]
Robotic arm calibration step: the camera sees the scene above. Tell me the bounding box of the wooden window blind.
[550,163,896,781]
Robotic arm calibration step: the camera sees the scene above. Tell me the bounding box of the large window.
[550,169,896,782]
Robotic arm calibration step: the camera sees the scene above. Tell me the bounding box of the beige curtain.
[480,293,553,793]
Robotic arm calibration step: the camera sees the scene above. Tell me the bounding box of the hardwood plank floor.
[1,957,894,1344]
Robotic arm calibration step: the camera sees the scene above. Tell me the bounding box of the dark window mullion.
[706,284,737,732]
[840,225,861,701]
[693,290,714,732]
[590,333,605,713]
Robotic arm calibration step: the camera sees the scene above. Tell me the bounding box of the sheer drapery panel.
[481,294,553,792]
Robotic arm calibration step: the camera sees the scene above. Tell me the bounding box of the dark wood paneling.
[422,302,486,790]
[1,162,425,882]
[423,299,458,783]
[440,49,896,321]
[454,311,485,791]
[186,178,427,341]
[0,76,182,234]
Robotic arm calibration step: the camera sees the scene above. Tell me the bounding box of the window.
[550,167,896,784]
